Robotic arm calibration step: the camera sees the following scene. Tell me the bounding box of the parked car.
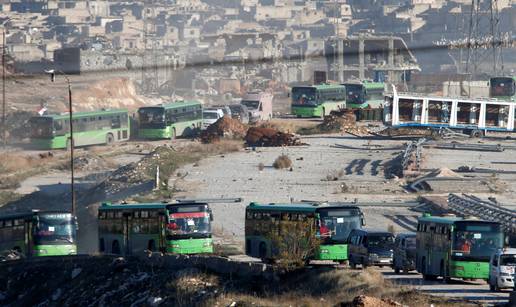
[202,108,224,130]
[392,233,416,274]
[228,104,249,124]
[241,91,273,123]
[489,248,516,291]
[348,229,395,269]
[211,105,232,118]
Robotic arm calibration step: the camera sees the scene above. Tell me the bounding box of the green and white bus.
[416,215,504,281]
[343,81,385,109]
[137,101,203,139]
[291,84,346,118]
[245,202,364,263]
[29,109,130,149]
[98,202,213,255]
[490,76,515,102]
[0,210,77,257]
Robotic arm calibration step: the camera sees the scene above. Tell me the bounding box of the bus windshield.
[491,78,515,97]
[138,107,165,128]
[452,224,503,260]
[292,87,317,106]
[317,209,362,242]
[345,84,365,104]
[167,212,211,237]
[33,214,76,245]
[29,117,53,138]
[501,254,516,266]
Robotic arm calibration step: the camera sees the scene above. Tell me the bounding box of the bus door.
[158,212,167,252]
[123,212,131,255]
[25,219,33,257]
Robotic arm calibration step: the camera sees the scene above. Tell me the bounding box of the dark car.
[392,233,416,274]
[228,104,249,124]
[348,229,395,269]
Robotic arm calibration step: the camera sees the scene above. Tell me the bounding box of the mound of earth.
[201,116,247,143]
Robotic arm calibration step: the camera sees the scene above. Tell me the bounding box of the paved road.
[381,268,510,305]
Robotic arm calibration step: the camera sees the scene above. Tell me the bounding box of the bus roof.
[99,203,167,210]
[0,210,72,221]
[40,109,128,120]
[141,100,202,110]
[293,84,345,91]
[246,202,361,212]
[343,81,384,90]
[417,215,463,224]
[99,202,210,211]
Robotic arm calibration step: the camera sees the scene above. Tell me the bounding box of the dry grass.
[273,154,292,169]
[210,268,473,307]
[0,154,42,173]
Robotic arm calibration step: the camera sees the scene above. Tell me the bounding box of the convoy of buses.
[0,201,513,291]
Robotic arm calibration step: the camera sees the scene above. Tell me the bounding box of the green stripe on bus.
[316,243,348,261]
[449,260,489,280]
[167,238,213,254]
[33,244,77,256]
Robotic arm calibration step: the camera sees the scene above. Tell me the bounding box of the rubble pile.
[245,127,305,147]
[200,116,247,143]
[351,295,402,307]
[0,256,220,306]
[314,110,371,136]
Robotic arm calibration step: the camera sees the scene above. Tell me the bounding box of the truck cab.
[241,91,273,123]
[489,248,516,291]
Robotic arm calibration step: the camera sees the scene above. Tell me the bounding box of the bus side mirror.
[209,210,213,222]
[361,218,366,226]
[504,236,509,246]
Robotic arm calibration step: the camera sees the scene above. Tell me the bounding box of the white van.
[202,108,224,130]
[489,248,516,291]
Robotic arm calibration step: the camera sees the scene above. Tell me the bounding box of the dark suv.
[348,229,395,269]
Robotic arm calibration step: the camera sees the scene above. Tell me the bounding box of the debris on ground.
[351,295,402,307]
[375,127,436,138]
[273,154,292,169]
[245,127,306,147]
[201,116,247,143]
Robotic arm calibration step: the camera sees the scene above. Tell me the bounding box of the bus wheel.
[112,240,121,255]
[106,133,115,145]
[147,240,155,252]
[394,267,400,274]
[470,129,483,138]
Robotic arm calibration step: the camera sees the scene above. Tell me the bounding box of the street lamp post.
[47,70,75,215]
[2,27,6,147]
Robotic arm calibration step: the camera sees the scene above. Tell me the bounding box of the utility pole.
[2,28,6,147]
[47,70,75,215]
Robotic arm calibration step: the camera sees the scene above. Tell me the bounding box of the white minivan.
[489,248,516,291]
[202,108,224,130]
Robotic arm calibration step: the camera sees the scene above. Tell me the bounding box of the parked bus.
[416,215,504,281]
[0,210,77,257]
[29,109,130,149]
[98,202,214,255]
[245,202,364,263]
[137,100,203,139]
[490,76,515,102]
[291,84,346,118]
[343,81,385,109]
[384,85,516,137]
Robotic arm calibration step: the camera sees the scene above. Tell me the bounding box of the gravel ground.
[176,134,419,242]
